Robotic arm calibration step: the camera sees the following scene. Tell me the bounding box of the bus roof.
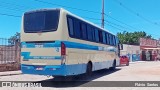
[23,8,116,36]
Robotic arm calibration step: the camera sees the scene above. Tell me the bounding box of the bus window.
[87,25,92,41]
[67,18,74,36]
[112,36,115,46]
[95,29,99,42]
[113,35,115,46]
[106,33,109,44]
[99,30,103,43]
[111,35,113,45]
[80,23,87,40]
[24,10,60,33]
[110,35,113,45]
[108,34,111,45]
[102,32,106,44]
[92,27,95,42]
[74,19,81,39]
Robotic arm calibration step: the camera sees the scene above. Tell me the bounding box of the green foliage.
[117,31,152,45]
[8,32,20,45]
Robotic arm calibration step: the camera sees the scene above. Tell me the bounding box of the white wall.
[120,44,140,61]
[120,44,140,55]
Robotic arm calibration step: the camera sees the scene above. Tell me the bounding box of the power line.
[105,20,133,31]
[107,24,125,32]
[84,16,160,37]
[0,13,21,18]
[105,14,140,30]
[107,23,160,37]
[82,15,141,32]
[0,5,24,12]
[113,0,160,27]
[82,16,143,33]
[0,1,30,9]
[82,16,101,21]
[0,0,159,37]
[82,16,135,31]
[33,0,101,14]
[2,0,159,31]
[33,0,149,32]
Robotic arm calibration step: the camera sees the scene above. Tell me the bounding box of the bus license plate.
[36,67,43,70]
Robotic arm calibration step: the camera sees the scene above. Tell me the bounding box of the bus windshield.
[24,9,60,33]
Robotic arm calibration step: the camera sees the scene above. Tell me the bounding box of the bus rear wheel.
[86,62,92,76]
[109,60,116,70]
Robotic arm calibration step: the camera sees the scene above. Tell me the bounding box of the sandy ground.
[0,61,160,90]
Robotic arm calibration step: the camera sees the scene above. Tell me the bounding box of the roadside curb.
[130,61,147,63]
[0,71,22,76]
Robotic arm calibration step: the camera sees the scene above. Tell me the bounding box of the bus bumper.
[21,64,86,76]
[21,64,67,76]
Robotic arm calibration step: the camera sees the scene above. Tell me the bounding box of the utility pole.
[101,0,105,28]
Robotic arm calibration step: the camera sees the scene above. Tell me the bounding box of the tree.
[8,32,20,45]
[117,31,153,45]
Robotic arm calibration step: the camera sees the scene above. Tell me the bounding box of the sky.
[0,0,160,39]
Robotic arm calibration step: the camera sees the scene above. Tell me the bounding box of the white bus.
[21,8,121,77]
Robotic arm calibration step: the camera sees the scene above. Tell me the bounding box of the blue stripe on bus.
[63,41,99,50]
[21,52,62,60]
[21,41,116,52]
[21,41,61,48]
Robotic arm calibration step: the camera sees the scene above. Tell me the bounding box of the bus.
[21,8,121,77]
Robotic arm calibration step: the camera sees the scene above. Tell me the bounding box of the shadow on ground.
[34,68,121,87]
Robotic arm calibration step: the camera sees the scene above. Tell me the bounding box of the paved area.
[0,70,21,76]
[0,61,160,90]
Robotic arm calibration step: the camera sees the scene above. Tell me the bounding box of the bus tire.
[126,61,129,66]
[86,62,92,76]
[109,60,116,70]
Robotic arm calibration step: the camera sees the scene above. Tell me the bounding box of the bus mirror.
[119,44,123,50]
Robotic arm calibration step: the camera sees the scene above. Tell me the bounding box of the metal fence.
[0,38,20,71]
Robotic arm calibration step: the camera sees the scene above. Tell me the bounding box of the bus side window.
[111,35,114,46]
[87,25,92,41]
[80,23,87,40]
[67,18,74,37]
[106,33,109,45]
[91,27,95,42]
[95,29,99,42]
[114,36,116,46]
[110,35,113,45]
[108,34,111,45]
[74,19,81,39]
[98,30,103,43]
[102,31,106,44]
[113,36,115,46]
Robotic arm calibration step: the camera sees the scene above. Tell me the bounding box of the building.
[139,38,159,61]
[120,44,140,61]
[120,38,160,61]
